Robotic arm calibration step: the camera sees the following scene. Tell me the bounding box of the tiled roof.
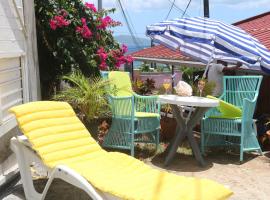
[129,44,191,61]
[233,11,270,50]
[130,11,270,60]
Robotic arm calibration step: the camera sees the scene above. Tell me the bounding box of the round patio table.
[158,95,219,167]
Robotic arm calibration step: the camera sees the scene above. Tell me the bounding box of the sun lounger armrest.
[17,135,32,147]
[134,93,160,113]
[46,165,103,200]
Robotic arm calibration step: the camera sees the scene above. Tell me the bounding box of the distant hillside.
[114,35,150,47]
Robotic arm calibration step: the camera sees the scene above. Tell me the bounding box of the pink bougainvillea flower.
[82,26,92,39]
[97,47,108,61]
[81,17,87,25]
[99,52,107,60]
[99,61,107,70]
[97,16,113,29]
[85,2,97,13]
[76,25,92,39]
[115,61,121,68]
[76,26,83,33]
[97,16,121,30]
[121,44,128,54]
[97,47,105,54]
[125,55,134,64]
[54,16,69,27]
[49,15,70,30]
[76,18,92,39]
[97,47,109,69]
[49,19,57,30]
[110,20,122,27]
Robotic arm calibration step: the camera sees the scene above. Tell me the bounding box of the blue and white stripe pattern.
[146,17,270,73]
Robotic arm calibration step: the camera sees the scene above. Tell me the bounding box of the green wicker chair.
[201,76,263,162]
[101,71,160,156]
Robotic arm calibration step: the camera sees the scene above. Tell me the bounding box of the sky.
[88,0,270,39]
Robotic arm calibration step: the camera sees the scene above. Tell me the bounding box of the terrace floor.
[1,149,270,200]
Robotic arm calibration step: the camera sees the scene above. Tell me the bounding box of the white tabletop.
[158,95,219,107]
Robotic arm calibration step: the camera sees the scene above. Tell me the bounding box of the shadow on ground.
[150,148,262,172]
[2,179,92,200]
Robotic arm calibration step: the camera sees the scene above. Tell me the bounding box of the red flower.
[97,47,108,60]
[121,44,128,54]
[49,19,57,30]
[85,2,97,13]
[97,48,109,69]
[55,16,70,27]
[76,18,92,39]
[49,15,69,30]
[81,17,87,25]
[125,55,134,64]
[99,61,107,70]
[97,16,114,29]
[76,25,92,39]
[110,20,122,27]
[97,16,121,30]
[76,26,83,33]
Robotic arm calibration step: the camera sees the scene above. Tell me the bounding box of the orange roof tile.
[130,45,191,61]
[234,11,270,51]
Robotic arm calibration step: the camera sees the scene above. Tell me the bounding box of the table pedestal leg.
[164,127,186,165]
[164,105,209,167]
[164,105,186,165]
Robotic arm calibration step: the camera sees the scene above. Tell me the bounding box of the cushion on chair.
[207,95,242,119]
[108,71,133,96]
[135,112,160,118]
[10,101,232,200]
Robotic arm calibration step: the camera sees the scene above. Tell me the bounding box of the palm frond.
[54,70,112,121]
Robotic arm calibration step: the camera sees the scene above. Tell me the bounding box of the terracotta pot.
[160,113,177,141]
[84,118,111,140]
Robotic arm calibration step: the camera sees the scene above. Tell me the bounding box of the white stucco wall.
[0,0,40,186]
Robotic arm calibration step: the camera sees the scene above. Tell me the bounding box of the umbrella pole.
[171,65,175,91]
[203,47,216,78]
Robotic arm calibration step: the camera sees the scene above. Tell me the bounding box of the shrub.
[54,70,112,122]
[35,0,133,98]
[139,63,152,72]
[192,79,216,97]
[133,78,155,95]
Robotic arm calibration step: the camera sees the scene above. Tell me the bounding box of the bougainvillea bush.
[35,0,133,98]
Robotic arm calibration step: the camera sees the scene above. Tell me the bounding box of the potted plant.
[132,78,156,95]
[160,104,177,141]
[54,70,112,141]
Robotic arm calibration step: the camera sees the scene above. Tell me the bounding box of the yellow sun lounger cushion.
[109,71,133,97]
[207,95,242,119]
[10,101,233,200]
[135,112,160,118]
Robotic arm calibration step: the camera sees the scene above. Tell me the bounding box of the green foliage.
[54,70,111,121]
[35,0,131,99]
[180,67,201,85]
[192,80,216,97]
[156,65,164,72]
[139,63,152,72]
[133,78,155,95]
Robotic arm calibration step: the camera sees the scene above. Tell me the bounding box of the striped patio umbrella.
[146,17,270,74]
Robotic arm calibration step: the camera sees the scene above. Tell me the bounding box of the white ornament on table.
[174,81,193,96]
